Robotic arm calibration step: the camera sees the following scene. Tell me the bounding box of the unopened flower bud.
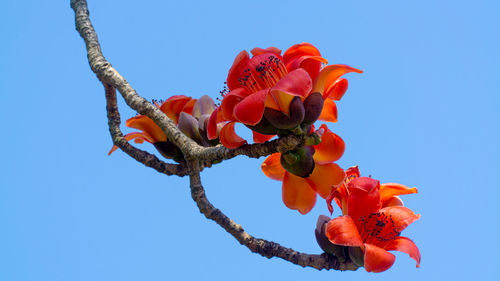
[153,140,182,161]
[302,92,324,126]
[264,96,305,130]
[348,246,365,267]
[315,215,347,262]
[246,116,279,135]
[178,112,203,144]
[280,146,315,177]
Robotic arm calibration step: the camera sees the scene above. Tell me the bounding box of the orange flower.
[208,43,362,149]
[261,124,345,214]
[109,95,216,159]
[325,177,421,272]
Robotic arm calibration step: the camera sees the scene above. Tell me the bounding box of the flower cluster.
[315,166,421,272]
[109,95,218,161]
[109,42,420,273]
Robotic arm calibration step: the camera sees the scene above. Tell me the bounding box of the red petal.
[380,183,418,206]
[181,98,197,116]
[313,124,345,163]
[219,122,247,149]
[253,131,274,143]
[221,88,249,120]
[227,50,250,91]
[250,47,282,57]
[269,69,312,114]
[160,95,192,123]
[363,243,396,273]
[233,89,267,125]
[347,177,382,221]
[285,56,328,81]
[261,153,285,181]
[379,206,420,232]
[324,78,348,101]
[282,172,316,214]
[325,216,364,247]
[125,115,167,143]
[386,237,421,268]
[318,99,338,123]
[307,163,345,199]
[312,64,363,95]
[207,107,222,140]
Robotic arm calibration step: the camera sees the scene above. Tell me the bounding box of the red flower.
[208,43,362,149]
[326,166,418,215]
[261,124,345,214]
[325,177,421,272]
[109,95,216,159]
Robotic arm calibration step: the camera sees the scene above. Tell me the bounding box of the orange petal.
[269,68,312,114]
[386,237,421,268]
[313,124,345,163]
[307,163,345,199]
[384,196,405,207]
[282,172,316,214]
[108,132,153,155]
[324,78,348,101]
[379,206,420,232]
[125,115,167,143]
[219,122,247,149]
[380,183,418,206]
[261,153,286,181]
[227,50,250,91]
[250,47,282,56]
[325,216,364,247]
[347,177,382,221]
[221,88,248,120]
[318,99,338,123]
[233,89,267,125]
[160,95,192,123]
[253,131,274,143]
[363,243,396,273]
[283,43,322,65]
[312,64,363,95]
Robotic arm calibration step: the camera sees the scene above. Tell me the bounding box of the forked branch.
[71,0,356,270]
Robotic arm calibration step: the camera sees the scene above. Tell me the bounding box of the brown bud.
[302,92,324,126]
[263,97,305,130]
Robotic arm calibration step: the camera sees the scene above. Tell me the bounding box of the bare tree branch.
[71,0,357,271]
[187,161,358,271]
[71,0,302,162]
[104,83,190,176]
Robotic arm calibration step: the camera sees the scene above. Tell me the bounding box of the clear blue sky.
[1,0,499,280]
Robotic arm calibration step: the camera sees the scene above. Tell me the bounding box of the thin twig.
[104,83,189,176]
[187,161,358,271]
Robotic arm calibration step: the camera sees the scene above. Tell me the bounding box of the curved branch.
[187,161,359,271]
[104,83,189,176]
[71,0,303,163]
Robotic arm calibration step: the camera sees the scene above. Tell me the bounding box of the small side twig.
[187,161,358,271]
[105,83,189,177]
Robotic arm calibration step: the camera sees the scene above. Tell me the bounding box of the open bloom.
[109,95,217,160]
[261,124,345,214]
[208,43,362,149]
[326,166,418,214]
[325,176,421,272]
